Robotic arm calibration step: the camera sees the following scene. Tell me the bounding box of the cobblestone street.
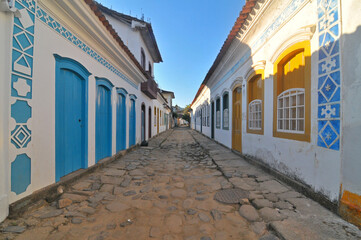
[1,128,360,240]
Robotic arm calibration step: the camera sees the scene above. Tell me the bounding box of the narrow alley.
[1,128,360,240]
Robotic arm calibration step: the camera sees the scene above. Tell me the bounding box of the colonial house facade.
[0,0,171,222]
[191,0,361,226]
[160,89,176,129]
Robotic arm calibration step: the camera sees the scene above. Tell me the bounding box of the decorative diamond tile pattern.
[11,125,31,149]
[9,0,144,196]
[34,4,138,89]
[317,0,341,150]
[10,0,36,195]
[10,0,146,195]
[320,76,338,101]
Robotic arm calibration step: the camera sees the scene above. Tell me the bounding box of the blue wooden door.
[116,93,126,151]
[56,61,88,182]
[96,84,112,162]
[129,99,136,146]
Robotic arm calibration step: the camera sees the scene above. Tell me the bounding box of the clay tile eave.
[99,15,106,21]
[191,0,259,107]
[102,20,109,27]
[83,0,149,79]
[246,2,256,7]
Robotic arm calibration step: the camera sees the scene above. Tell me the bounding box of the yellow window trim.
[247,69,264,135]
[273,40,311,142]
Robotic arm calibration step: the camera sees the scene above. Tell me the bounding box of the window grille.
[277,88,305,133]
[248,100,262,130]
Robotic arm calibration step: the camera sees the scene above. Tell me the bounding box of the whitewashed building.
[191,0,361,226]
[160,89,176,129]
[0,0,171,222]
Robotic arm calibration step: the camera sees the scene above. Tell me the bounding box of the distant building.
[173,105,184,116]
[190,0,361,227]
[172,105,185,126]
[160,90,175,129]
[0,0,172,222]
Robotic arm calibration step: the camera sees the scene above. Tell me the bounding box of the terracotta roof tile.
[97,3,163,63]
[191,0,258,106]
[83,0,150,80]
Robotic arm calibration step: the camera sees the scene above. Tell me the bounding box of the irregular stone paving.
[0,128,360,240]
[190,130,361,240]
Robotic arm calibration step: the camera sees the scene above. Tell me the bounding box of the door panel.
[96,85,112,162]
[56,68,86,181]
[129,99,136,146]
[232,88,242,153]
[141,105,145,142]
[211,102,215,138]
[148,108,151,139]
[116,94,126,151]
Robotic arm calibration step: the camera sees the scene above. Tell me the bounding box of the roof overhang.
[96,3,162,63]
[191,0,258,107]
[160,89,175,99]
[139,24,163,63]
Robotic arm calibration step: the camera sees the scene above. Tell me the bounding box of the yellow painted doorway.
[232,87,242,153]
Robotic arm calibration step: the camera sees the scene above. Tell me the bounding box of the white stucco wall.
[0,10,12,222]
[3,2,168,206]
[9,17,136,203]
[191,0,343,201]
[104,13,154,75]
[340,0,361,197]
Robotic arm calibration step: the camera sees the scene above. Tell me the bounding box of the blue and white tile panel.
[35,4,138,89]
[10,0,36,195]
[317,0,341,150]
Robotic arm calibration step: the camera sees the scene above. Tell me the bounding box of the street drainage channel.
[214,188,249,204]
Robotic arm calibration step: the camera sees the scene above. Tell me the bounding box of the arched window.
[247,70,264,134]
[223,92,229,130]
[141,48,146,69]
[216,98,221,129]
[273,41,311,141]
[203,107,206,126]
[207,104,210,127]
[202,107,204,126]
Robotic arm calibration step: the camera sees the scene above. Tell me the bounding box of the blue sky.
[98,0,245,107]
